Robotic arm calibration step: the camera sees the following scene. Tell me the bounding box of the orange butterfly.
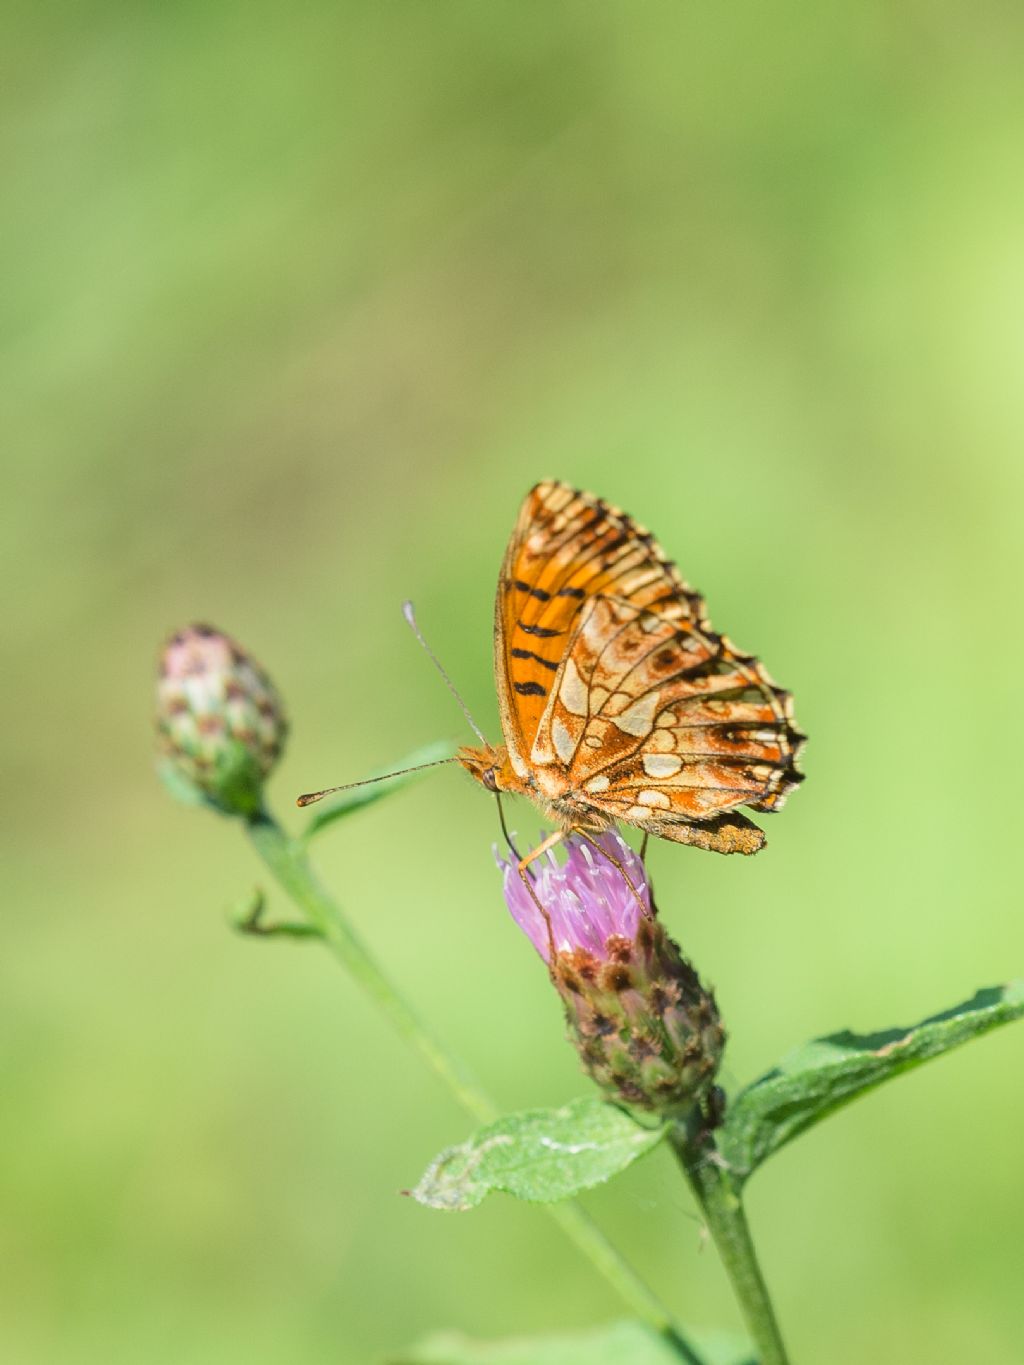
[457,481,805,858]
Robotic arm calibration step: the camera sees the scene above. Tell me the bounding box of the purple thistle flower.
[498,831,651,963]
[497,830,726,1117]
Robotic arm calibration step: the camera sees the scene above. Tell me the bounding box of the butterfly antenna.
[401,601,489,745]
[296,756,456,808]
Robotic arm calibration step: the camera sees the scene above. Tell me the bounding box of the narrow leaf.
[300,740,455,840]
[720,981,1024,1184]
[228,888,324,941]
[409,1098,667,1210]
[393,1320,754,1365]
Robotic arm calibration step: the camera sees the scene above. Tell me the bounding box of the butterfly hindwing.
[532,592,803,821]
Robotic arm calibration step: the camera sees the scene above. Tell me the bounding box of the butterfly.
[456,481,805,858]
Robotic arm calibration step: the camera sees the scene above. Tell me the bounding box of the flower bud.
[499,832,725,1117]
[155,623,287,817]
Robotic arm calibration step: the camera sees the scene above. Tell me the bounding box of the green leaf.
[409,1098,667,1210]
[300,739,455,840]
[392,1320,754,1365]
[720,981,1024,1185]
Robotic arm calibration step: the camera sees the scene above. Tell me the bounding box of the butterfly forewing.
[493,481,804,851]
[496,485,704,760]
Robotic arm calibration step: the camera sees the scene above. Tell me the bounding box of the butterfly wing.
[494,481,707,781]
[554,598,804,853]
[495,482,805,846]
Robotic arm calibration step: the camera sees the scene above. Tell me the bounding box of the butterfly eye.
[482,767,499,793]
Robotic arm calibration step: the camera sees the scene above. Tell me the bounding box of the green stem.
[247,810,490,1121]
[670,1128,790,1365]
[245,810,703,1364]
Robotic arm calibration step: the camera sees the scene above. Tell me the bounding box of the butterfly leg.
[571,826,651,920]
[513,831,565,966]
[517,828,564,873]
[513,860,558,967]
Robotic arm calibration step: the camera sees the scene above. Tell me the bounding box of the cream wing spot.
[626,804,657,821]
[646,728,676,754]
[552,717,576,766]
[610,690,660,737]
[603,691,629,716]
[586,774,611,794]
[559,657,589,717]
[638,789,671,808]
[530,735,553,766]
[643,752,683,778]
[619,571,661,597]
[508,743,528,779]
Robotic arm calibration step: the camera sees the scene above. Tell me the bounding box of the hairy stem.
[671,1126,790,1365]
[245,810,704,1363]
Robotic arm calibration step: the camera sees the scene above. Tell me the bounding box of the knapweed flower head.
[500,832,651,962]
[156,623,286,817]
[499,831,725,1117]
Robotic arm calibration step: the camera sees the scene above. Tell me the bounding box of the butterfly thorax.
[456,742,613,834]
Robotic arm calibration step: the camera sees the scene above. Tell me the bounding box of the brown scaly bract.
[458,481,806,855]
[556,918,727,1115]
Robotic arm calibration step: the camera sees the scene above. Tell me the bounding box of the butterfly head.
[456,743,527,797]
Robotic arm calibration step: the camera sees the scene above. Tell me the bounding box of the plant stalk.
[246,810,704,1364]
[671,1126,790,1365]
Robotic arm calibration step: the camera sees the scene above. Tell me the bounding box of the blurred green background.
[4,3,1024,1361]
